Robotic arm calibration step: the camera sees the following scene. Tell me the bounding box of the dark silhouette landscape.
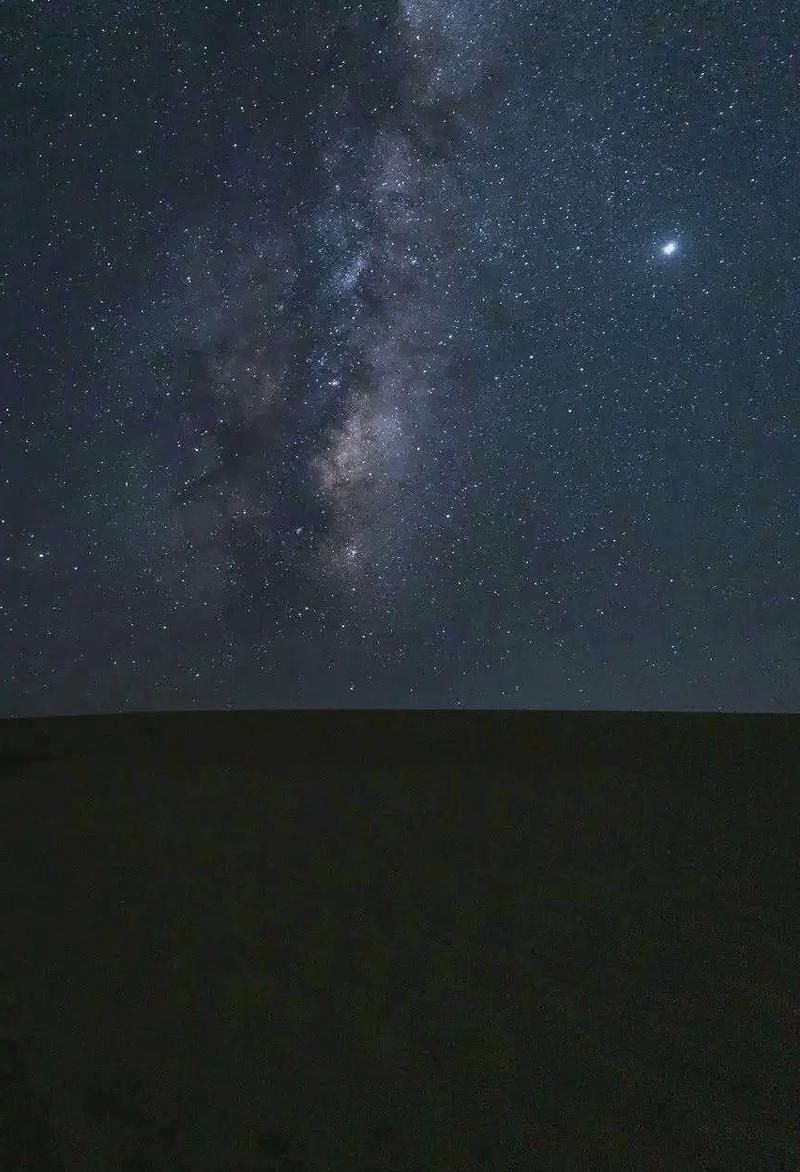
[1,710,797,1169]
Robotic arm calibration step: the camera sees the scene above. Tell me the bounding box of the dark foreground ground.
[0,710,798,1170]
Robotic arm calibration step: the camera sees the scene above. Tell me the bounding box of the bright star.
[662,241,678,256]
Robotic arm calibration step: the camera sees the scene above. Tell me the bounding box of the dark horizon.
[1,706,797,1168]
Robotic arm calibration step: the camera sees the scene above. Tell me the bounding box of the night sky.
[3,1,798,714]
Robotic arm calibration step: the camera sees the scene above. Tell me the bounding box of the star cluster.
[2,1,798,712]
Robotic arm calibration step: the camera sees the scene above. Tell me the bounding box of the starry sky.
[3,1,798,714]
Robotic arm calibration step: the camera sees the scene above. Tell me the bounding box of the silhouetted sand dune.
[1,711,797,1169]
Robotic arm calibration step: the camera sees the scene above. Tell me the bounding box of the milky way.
[122,3,483,607]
